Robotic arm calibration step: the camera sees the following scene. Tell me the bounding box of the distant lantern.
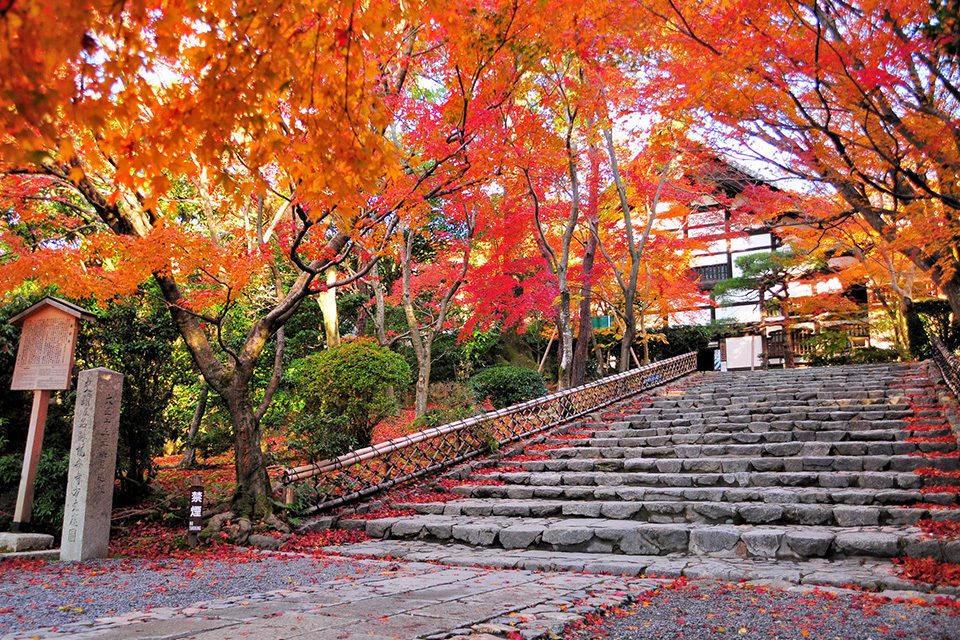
[8,297,94,531]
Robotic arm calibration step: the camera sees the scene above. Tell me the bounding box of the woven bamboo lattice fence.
[281,351,697,512]
[930,333,960,401]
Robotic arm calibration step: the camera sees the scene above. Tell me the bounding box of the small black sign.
[189,483,203,533]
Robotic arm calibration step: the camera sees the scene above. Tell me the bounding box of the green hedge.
[471,365,548,409]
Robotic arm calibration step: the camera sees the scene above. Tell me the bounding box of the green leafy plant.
[804,331,852,366]
[805,331,901,366]
[285,412,356,464]
[411,382,478,430]
[470,365,548,410]
[188,419,234,460]
[295,338,410,448]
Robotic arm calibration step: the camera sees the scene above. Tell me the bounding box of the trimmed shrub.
[471,365,548,409]
[295,338,410,448]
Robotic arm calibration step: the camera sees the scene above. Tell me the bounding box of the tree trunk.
[225,386,272,520]
[781,303,796,369]
[178,386,208,469]
[640,311,650,365]
[557,294,574,390]
[940,276,960,320]
[318,267,340,348]
[619,302,636,373]
[401,233,432,417]
[572,127,601,387]
[904,296,930,360]
[572,218,599,386]
[414,355,432,417]
[590,324,606,377]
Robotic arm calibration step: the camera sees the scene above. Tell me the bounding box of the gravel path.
[565,579,960,640]
[0,552,371,634]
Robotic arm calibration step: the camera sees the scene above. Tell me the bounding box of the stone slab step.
[583,416,945,434]
[571,427,952,445]
[327,539,960,595]
[533,444,958,462]
[399,497,960,527]
[356,515,960,562]
[453,483,960,507]
[639,403,922,415]
[469,469,948,490]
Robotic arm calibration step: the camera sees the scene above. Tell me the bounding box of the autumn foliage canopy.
[0,0,956,518]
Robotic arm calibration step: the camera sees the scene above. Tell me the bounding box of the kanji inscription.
[11,306,79,391]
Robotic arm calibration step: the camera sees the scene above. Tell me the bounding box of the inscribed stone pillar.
[60,368,123,562]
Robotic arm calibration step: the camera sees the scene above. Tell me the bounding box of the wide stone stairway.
[329,363,960,594]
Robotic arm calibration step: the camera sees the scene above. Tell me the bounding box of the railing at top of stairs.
[280,351,698,513]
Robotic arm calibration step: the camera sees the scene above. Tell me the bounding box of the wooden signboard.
[11,305,80,391]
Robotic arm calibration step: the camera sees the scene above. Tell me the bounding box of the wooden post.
[284,484,296,506]
[11,390,51,531]
[538,328,557,374]
[188,475,203,548]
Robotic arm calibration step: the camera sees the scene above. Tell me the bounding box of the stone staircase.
[326,363,960,594]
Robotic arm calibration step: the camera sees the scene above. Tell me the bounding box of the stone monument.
[60,368,123,562]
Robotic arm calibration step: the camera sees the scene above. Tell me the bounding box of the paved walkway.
[1,557,645,640]
[5,553,960,640]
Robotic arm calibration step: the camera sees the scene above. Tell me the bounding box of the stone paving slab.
[326,539,960,597]
[0,558,643,640]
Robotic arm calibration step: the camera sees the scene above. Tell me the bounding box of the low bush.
[295,338,410,448]
[470,365,548,410]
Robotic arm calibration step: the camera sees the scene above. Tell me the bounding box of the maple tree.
[392,206,478,417]
[0,0,557,520]
[647,0,960,317]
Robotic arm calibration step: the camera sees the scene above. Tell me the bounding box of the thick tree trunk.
[225,387,272,520]
[178,386,208,469]
[940,276,960,320]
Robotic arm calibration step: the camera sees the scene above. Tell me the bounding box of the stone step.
[328,539,960,595]
[494,453,960,473]
[460,469,948,490]
[618,409,945,424]
[644,387,939,399]
[355,515,960,563]
[645,397,934,409]
[572,425,950,443]
[534,441,959,460]
[614,414,947,429]
[453,482,960,507]
[399,497,960,527]
[571,427,951,445]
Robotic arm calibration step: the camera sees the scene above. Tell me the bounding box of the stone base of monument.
[0,532,55,552]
